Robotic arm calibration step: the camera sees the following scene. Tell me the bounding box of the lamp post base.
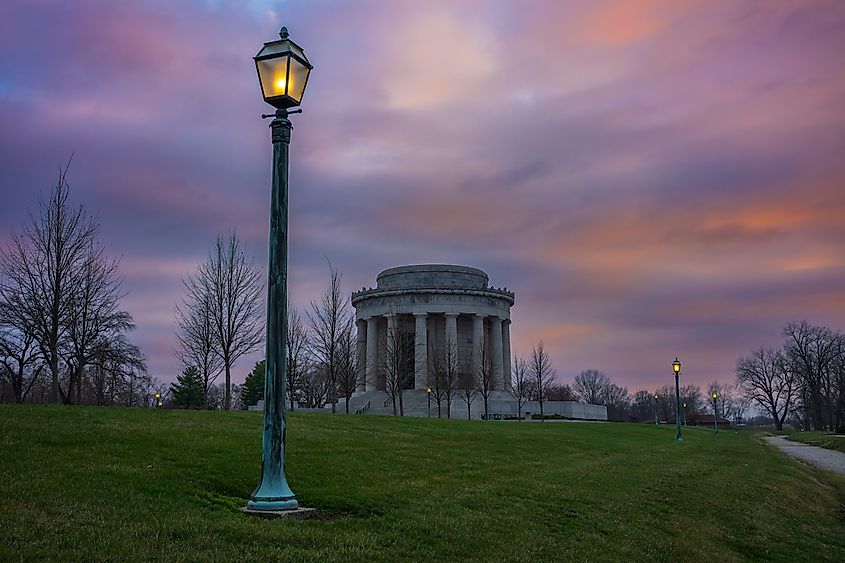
[241,505,317,519]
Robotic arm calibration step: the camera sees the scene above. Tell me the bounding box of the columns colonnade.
[359,312,512,392]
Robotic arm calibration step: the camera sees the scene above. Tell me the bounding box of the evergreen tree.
[240,360,265,409]
[170,366,204,409]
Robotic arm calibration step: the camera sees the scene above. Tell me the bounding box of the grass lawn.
[786,430,845,454]
[2,406,845,561]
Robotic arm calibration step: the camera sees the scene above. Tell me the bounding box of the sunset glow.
[1,0,843,391]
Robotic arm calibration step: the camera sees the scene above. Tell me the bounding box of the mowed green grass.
[787,430,845,453]
[2,407,845,562]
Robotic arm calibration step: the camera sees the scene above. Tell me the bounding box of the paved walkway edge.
[764,435,845,477]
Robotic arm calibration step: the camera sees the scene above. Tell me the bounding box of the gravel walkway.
[764,436,845,476]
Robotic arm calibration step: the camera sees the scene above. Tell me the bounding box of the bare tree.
[0,165,141,405]
[286,307,310,411]
[185,233,264,410]
[458,359,479,421]
[427,341,445,418]
[530,341,555,421]
[573,369,610,404]
[336,320,359,413]
[600,383,630,421]
[546,383,576,401]
[308,263,354,414]
[0,317,43,403]
[429,334,459,418]
[476,336,498,419]
[62,242,135,404]
[302,365,330,408]
[382,317,413,416]
[88,335,146,406]
[176,285,223,407]
[0,166,97,403]
[510,355,531,421]
[736,347,797,431]
[706,381,732,418]
[680,384,704,420]
[631,390,653,422]
[783,321,842,430]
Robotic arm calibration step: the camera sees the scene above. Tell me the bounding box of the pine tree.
[171,366,204,409]
[240,360,265,409]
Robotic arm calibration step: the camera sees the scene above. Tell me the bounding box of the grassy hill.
[1,406,844,561]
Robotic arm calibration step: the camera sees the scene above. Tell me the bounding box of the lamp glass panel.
[257,56,291,99]
[287,58,310,103]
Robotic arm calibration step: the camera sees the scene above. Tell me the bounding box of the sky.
[1,0,844,393]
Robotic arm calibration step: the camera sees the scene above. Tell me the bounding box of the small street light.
[712,392,719,434]
[247,26,313,514]
[682,402,687,427]
[653,393,659,425]
[154,392,161,409]
[426,387,432,418]
[672,358,682,441]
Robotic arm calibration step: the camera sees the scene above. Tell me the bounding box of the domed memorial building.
[344,264,606,420]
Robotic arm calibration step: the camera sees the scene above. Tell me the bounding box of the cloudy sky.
[1,0,844,392]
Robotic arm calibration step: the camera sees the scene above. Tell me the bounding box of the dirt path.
[764,436,845,476]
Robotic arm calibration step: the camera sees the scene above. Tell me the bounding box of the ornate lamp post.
[653,393,659,425]
[672,358,682,441]
[712,392,719,435]
[426,387,432,419]
[247,26,313,513]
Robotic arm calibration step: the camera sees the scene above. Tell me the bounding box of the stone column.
[366,316,379,391]
[445,313,458,351]
[444,313,459,385]
[356,319,367,392]
[472,314,484,386]
[414,313,428,390]
[489,316,503,390]
[502,319,512,392]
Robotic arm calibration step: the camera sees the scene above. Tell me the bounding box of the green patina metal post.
[713,393,719,435]
[248,109,298,511]
[672,358,682,441]
[247,26,312,513]
[653,394,659,425]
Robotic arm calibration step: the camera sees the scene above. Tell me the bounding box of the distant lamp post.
[712,392,719,434]
[154,392,161,409]
[682,402,687,427]
[426,387,432,418]
[672,358,682,441]
[653,393,659,425]
[247,26,313,514]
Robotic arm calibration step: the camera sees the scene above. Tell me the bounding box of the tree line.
[735,321,845,431]
[0,167,150,406]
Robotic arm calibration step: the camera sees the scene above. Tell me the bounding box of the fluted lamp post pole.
[653,393,659,425]
[672,358,682,441]
[245,26,313,515]
[712,392,719,435]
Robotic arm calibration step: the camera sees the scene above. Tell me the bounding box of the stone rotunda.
[340,264,516,417]
[340,264,606,420]
[352,265,514,392]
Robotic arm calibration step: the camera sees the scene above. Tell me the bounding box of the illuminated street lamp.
[154,392,161,409]
[247,26,313,514]
[426,387,432,419]
[672,358,682,441]
[682,402,687,427]
[653,393,659,425]
[712,392,719,434]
